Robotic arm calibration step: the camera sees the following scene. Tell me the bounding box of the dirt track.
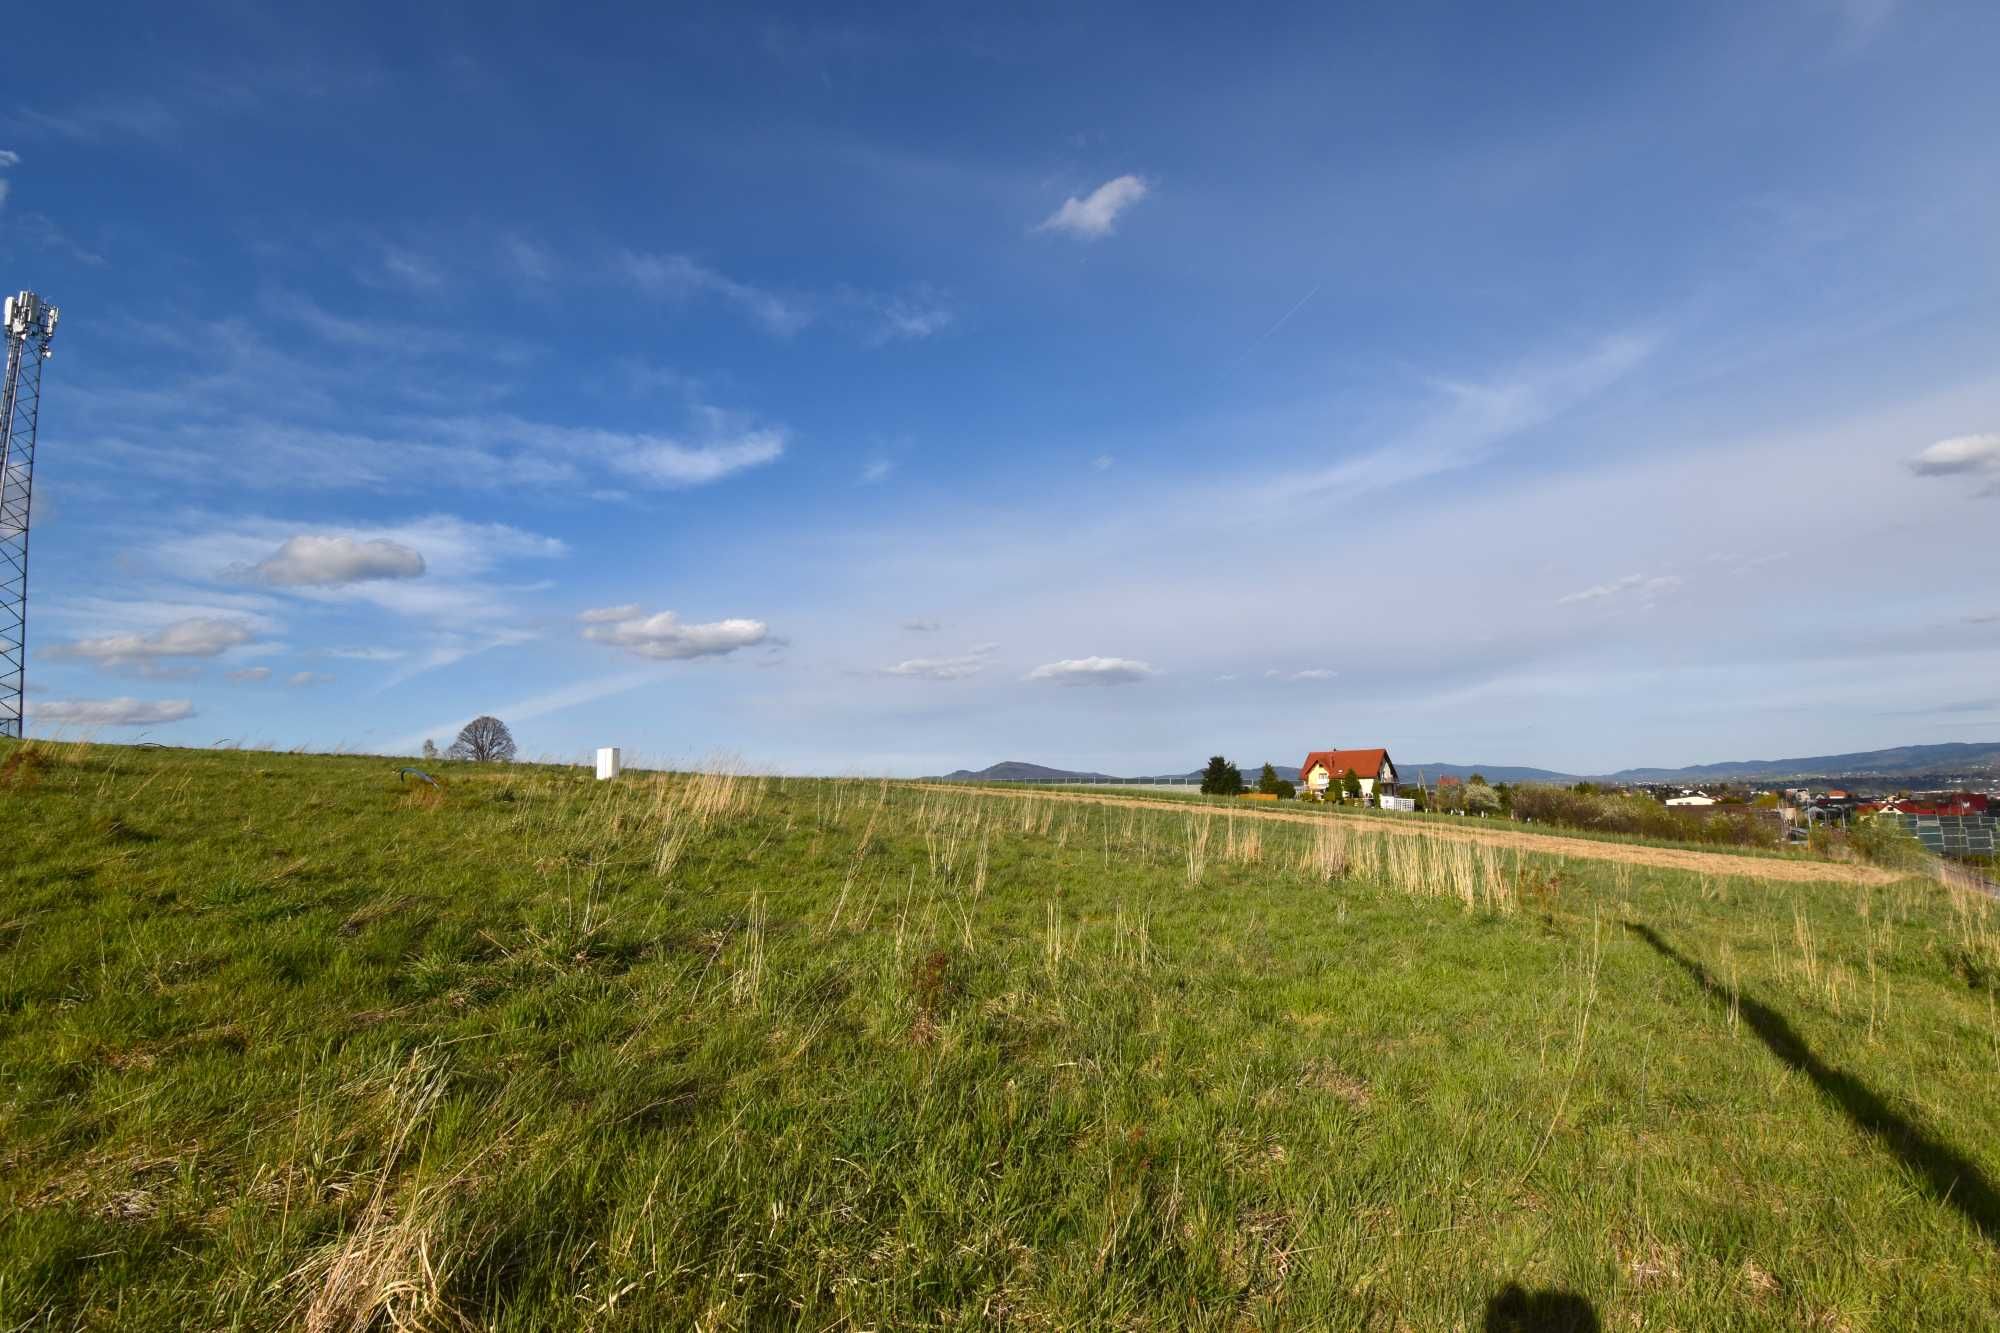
[919,784,1902,886]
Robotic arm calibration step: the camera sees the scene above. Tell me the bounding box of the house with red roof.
[1300,748,1397,803]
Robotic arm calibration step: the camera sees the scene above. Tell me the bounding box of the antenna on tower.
[1,289,61,740]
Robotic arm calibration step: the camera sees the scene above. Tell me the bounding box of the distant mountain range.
[938,742,2000,787]
[1602,742,2000,782]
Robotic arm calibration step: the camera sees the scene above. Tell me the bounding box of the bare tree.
[447,715,516,763]
[421,738,438,762]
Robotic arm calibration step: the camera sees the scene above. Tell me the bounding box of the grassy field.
[3,741,1998,1330]
[952,782,1811,862]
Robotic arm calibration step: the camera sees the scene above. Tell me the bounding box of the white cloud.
[1036,174,1149,239]
[902,618,942,632]
[619,251,811,336]
[15,98,179,144]
[1266,668,1338,681]
[321,646,406,661]
[589,426,788,487]
[861,458,894,483]
[579,607,769,661]
[1026,656,1155,685]
[287,671,333,687]
[866,292,954,342]
[1091,455,1114,471]
[1279,333,1657,500]
[1966,612,1999,625]
[577,603,642,624]
[79,376,786,494]
[250,534,427,586]
[227,666,272,683]
[1557,574,1684,606]
[0,150,18,168]
[375,245,445,291]
[29,697,195,727]
[1907,433,2000,493]
[46,616,256,664]
[882,644,996,681]
[150,515,566,633]
[7,212,104,265]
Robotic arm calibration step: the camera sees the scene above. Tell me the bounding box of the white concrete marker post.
[596,747,621,781]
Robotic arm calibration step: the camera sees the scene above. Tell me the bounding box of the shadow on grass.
[1627,921,2000,1245]
[1484,1284,1598,1331]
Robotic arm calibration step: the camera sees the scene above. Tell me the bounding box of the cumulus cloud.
[1026,656,1155,685]
[0,149,18,168]
[46,616,256,664]
[579,606,769,661]
[250,534,427,586]
[29,697,195,726]
[1036,175,1149,239]
[227,666,272,683]
[1907,433,2000,493]
[1557,574,1683,606]
[882,644,996,681]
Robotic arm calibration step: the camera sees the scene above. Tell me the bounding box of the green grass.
[3,741,1998,1329]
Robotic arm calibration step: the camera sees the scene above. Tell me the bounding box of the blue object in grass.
[398,767,439,787]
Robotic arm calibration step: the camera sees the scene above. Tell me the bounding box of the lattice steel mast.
[1,291,61,739]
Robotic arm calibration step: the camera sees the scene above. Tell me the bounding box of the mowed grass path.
[2,743,1997,1329]
[919,783,1896,885]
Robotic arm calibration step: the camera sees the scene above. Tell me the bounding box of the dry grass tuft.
[1298,1059,1373,1110]
[293,1054,477,1333]
[1,742,49,790]
[1741,1259,1782,1300]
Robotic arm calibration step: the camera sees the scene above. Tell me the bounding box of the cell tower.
[1,290,61,740]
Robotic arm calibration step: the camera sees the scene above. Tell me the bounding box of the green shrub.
[1850,815,1930,870]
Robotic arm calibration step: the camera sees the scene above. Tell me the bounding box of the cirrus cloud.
[1557,573,1682,607]
[1036,174,1149,239]
[618,250,811,336]
[579,606,769,661]
[1026,656,1155,686]
[250,534,427,586]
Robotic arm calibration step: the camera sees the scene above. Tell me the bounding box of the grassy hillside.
[3,741,1997,1329]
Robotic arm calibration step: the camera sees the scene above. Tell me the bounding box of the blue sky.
[4,0,1997,775]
